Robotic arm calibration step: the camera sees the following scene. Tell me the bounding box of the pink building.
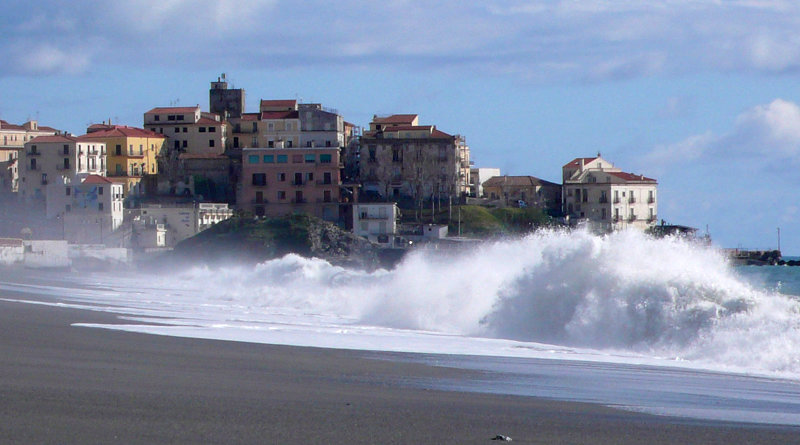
[239,146,341,221]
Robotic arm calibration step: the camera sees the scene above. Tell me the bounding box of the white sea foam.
[4,228,800,379]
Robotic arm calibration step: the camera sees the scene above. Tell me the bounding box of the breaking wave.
[113,229,800,377]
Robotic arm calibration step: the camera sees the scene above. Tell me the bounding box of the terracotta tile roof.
[483,175,560,188]
[145,106,200,114]
[28,135,77,144]
[260,111,299,120]
[431,129,453,138]
[178,153,228,160]
[373,114,418,124]
[607,171,657,182]
[0,238,23,247]
[0,121,25,131]
[82,175,114,184]
[260,99,297,108]
[239,113,260,121]
[83,127,165,139]
[563,157,598,168]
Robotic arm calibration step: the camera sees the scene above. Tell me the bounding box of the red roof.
[82,127,165,139]
[607,171,657,182]
[28,135,77,144]
[82,175,114,184]
[384,125,433,132]
[260,99,297,108]
[483,175,560,188]
[373,114,418,124]
[563,157,598,168]
[145,106,200,114]
[239,113,260,121]
[260,111,299,120]
[178,153,228,160]
[0,238,23,248]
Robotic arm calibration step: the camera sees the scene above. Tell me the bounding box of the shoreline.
[1,297,798,444]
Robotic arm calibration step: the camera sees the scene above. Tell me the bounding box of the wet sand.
[0,298,798,444]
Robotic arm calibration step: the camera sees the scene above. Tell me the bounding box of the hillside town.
[0,74,659,267]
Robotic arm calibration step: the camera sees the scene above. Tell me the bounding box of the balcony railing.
[291,180,305,186]
[648,197,655,204]
[628,214,637,222]
[26,150,41,156]
[316,179,333,185]
[629,197,636,203]
[599,197,608,204]
[251,181,268,187]
[613,197,620,204]
[291,198,307,204]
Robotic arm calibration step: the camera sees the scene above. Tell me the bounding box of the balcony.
[628,214,637,222]
[599,197,608,204]
[26,150,41,156]
[629,197,636,204]
[316,179,333,185]
[291,198,307,204]
[613,197,620,204]
[648,215,657,222]
[648,197,655,204]
[251,181,268,187]
[291,180,305,186]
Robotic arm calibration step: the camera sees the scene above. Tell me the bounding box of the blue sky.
[2,1,800,253]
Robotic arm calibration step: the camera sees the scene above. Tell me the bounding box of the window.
[263,155,274,163]
[209,140,215,147]
[294,172,303,185]
[155,115,160,121]
[252,173,267,186]
[63,145,69,155]
[268,140,274,148]
[277,173,286,182]
[277,155,287,163]
[286,140,293,148]
[306,172,314,182]
[182,127,187,133]
[248,155,259,164]
[139,144,143,155]
[98,186,103,195]
[268,122,274,131]
[182,141,187,148]
[304,154,315,163]
[320,154,332,163]
[177,115,184,121]
[326,140,331,147]
[306,141,313,147]
[323,172,332,184]
[323,190,331,202]
[168,115,176,121]
[277,191,286,200]
[115,144,121,156]
[65,187,71,196]
[63,158,70,169]
[209,127,216,133]
[174,127,180,133]
[199,127,206,133]
[99,202,104,211]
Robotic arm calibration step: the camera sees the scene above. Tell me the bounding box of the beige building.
[359,114,470,202]
[137,202,233,247]
[143,106,227,156]
[562,156,658,232]
[352,202,399,245]
[19,135,106,203]
[1,120,61,193]
[483,175,561,212]
[469,167,500,198]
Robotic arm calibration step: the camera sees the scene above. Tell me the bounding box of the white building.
[352,202,399,245]
[46,175,125,244]
[469,167,501,198]
[562,155,657,232]
[19,135,106,203]
[138,202,233,246]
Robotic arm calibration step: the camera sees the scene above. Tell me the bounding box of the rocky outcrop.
[160,214,397,270]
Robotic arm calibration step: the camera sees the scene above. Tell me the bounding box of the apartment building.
[239,145,341,221]
[358,114,471,202]
[82,124,165,197]
[469,167,501,198]
[143,106,226,156]
[19,135,106,203]
[46,175,124,236]
[352,202,399,245]
[0,120,60,193]
[562,155,658,232]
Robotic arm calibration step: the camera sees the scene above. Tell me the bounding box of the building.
[19,135,106,203]
[358,114,470,202]
[0,120,61,194]
[562,155,658,232]
[469,167,501,198]
[45,175,125,244]
[143,105,230,199]
[483,175,561,212]
[136,202,233,247]
[352,202,399,245]
[81,124,165,198]
[239,146,341,221]
[209,73,245,119]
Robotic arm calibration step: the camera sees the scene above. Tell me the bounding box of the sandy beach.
[0,298,798,444]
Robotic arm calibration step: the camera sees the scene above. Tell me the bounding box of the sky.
[2,0,800,253]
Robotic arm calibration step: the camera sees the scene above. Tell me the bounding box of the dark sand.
[0,299,798,444]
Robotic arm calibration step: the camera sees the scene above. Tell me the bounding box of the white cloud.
[10,43,92,75]
[646,99,800,171]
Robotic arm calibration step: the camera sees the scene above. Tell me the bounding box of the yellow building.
[82,125,165,197]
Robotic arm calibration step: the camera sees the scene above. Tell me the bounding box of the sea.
[2,228,800,426]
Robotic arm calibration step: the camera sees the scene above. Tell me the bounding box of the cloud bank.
[5,1,800,80]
